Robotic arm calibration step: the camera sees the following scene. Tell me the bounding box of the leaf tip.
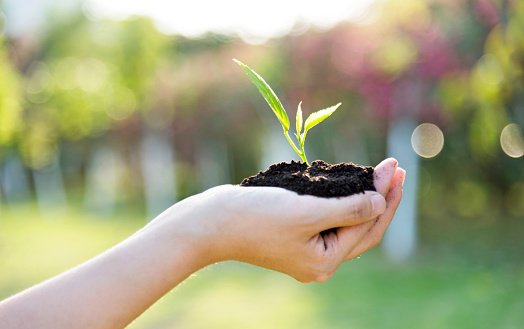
[232,58,245,67]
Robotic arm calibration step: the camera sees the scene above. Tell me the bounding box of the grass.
[1,203,523,329]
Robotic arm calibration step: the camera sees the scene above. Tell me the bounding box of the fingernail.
[371,194,386,217]
[398,168,406,187]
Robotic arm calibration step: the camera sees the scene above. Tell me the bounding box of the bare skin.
[0,158,404,329]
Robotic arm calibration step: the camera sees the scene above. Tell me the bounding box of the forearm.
[0,210,210,329]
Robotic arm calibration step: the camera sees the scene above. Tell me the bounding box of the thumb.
[311,191,386,232]
[374,158,398,197]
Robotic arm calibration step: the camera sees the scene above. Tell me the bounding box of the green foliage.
[234,59,341,165]
[15,14,173,168]
[0,36,23,152]
[0,0,522,243]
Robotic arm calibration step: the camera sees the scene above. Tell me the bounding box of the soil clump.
[240,160,375,198]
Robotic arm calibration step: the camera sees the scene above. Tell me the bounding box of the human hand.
[156,158,404,283]
[0,159,401,329]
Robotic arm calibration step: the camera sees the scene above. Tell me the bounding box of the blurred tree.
[19,13,172,168]
[0,33,23,158]
[435,0,524,186]
[0,0,522,256]
[0,25,29,208]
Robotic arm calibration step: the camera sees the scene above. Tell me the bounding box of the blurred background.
[0,0,523,328]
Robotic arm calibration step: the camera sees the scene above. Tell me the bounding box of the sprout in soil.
[234,59,341,166]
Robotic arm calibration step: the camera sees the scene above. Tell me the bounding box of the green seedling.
[234,59,341,165]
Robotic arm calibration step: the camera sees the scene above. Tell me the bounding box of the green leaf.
[304,103,342,133]
[233,59,290,131]
[296,101,303,136]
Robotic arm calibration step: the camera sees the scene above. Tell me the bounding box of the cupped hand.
[155,158,404,283]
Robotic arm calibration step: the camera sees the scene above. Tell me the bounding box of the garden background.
[0,0,523,328]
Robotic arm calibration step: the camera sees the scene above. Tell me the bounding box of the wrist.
[144,198,224,272]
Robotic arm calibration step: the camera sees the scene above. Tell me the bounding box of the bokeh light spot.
[411,123,444,158]
[500,123,524,158]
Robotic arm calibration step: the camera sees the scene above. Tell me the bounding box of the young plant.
[234,59,341,165]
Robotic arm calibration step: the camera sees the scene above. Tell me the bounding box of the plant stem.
[285,130,308,165]
[299,137,307,165]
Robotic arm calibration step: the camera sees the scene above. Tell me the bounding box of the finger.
[344,167,405,261]
[307,191,386,232]
[312,159,397,246]
[332,216,379,259]
[373,158,398,197]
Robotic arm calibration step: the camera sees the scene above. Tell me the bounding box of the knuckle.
[348,198,371,219]
[348,203,362,219]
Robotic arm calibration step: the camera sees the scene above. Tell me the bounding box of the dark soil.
[240,160,375,198]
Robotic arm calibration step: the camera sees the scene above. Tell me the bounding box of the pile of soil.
[240,160,375,198]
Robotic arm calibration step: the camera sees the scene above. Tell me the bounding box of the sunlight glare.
[84,0,379,44]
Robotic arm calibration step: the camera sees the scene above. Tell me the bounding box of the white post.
[0,152,31,204]
[83,145,120,218]
[141,132,176,220]
[196,140,230,191]
[383,118,419,262]
[32,155,68,220]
